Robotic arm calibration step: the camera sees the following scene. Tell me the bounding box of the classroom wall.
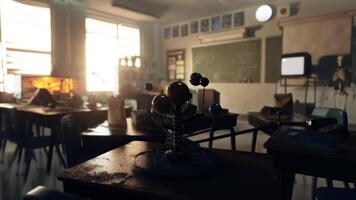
[159,0,356,123]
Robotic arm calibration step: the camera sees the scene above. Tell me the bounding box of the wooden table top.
[82,118,164,138]
[248,112,309,124]
[0,102,107,116]
[58,141,278,200]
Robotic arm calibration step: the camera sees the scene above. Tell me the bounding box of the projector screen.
[281,56,305,76]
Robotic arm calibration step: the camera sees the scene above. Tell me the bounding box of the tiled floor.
[0,121,350,200]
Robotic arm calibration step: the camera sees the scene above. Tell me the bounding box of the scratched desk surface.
[58,141,279,200]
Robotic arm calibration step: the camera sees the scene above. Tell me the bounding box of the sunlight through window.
[85,18,140,92]
[2,0,51,76]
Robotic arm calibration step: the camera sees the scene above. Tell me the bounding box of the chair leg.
[311,177,318,200]
[344,181,350,188]
[230,128,236,151]
[1,139,7,162]
[55,144,67,168]
[326,178,333,188]
[251,130,258,153]
[35,125,41,137]
[46,143,54,174]
[208,129,215,149]
[8,145,20,168]
[23,149,33,182]
[17,147,23,164]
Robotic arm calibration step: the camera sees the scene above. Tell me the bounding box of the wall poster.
[167,49,185,80]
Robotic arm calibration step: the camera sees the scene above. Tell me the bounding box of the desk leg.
[209,129,215,149]
[230,128,236,151]
[277,171,295,200]
[56,143,66,168]
[251,130,258,153]
[46,127,55,174]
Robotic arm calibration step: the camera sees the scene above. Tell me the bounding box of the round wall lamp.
[255,4,274,23]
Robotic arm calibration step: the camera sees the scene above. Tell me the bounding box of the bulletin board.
[167,49,185,80]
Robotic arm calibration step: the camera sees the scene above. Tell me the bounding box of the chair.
[0,109,11,162]
[23,186,88,200]
[7,108,52,179]
[135,94,155,110]
[60,114,100,168]
[209,114,237,151]
[310,107,349,200]
[311,107,348,129]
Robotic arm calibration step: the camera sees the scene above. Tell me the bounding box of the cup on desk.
[108,96,127,128]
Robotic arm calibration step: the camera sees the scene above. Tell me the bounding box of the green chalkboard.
[265,36,282,83]
[192,39,261,83]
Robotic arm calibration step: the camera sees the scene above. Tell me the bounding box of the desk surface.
[82,118,165,139]
[248,112,310,135]
[248,112,309,124]
[0,103,107,116]
[58,141,278,200]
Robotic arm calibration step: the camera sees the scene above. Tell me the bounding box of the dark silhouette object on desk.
[144,82,153,91]
[199,77,209,109]
[151,94,171,114]
[209,104,222,115]
[200,77,209,87]
[28,88,56,106]
[189,72,202,86]
[274,93,293,114]
[23,185,88,200]
[167,81,192,106]
[189,72,210,111]
[134,80,222,177]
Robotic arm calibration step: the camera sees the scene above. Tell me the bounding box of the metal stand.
[133,104,222,178]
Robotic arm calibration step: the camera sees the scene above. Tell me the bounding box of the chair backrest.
[5,108,28,144]
[123,94,154,111]
[312,107,348,129]
[60,114,86,168]
[136,94,155,110]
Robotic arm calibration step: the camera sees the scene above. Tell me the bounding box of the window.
[2,0,51,76]
[85,18,140,92]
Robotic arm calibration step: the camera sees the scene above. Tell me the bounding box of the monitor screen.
[281,56,305,76]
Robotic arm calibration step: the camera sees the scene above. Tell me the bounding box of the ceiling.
[83,0,356,24]
[84,0,277,23]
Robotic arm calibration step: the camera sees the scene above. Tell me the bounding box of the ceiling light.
[255,4,273,23]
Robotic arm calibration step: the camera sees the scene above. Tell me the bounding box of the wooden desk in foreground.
[264,126,356,200]
[58,141,279,200]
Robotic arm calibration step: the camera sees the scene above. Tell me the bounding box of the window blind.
[3,0,51,75]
